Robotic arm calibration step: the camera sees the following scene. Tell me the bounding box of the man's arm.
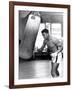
[51,38,63,57]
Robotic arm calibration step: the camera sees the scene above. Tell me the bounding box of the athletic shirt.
[40,35,63,54]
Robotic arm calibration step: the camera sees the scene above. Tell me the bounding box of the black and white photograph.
[9,2,70,88]
[19,11,63,79]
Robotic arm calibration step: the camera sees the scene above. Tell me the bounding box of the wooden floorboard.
[19,60,52,79]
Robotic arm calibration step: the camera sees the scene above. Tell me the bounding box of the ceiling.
[19,11,63,23]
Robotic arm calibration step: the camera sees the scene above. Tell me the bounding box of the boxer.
[37,29,63,77]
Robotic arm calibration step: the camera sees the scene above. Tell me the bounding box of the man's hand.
[37,49,42,53]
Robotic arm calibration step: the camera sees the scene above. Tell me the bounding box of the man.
[37,29,63,77]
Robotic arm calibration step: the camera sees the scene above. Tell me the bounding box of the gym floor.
[19,59,52,79]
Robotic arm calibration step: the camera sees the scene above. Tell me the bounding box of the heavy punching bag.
[19,12,41,59]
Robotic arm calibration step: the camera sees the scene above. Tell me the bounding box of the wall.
[19,12,63,40]
[0,0,72,90]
